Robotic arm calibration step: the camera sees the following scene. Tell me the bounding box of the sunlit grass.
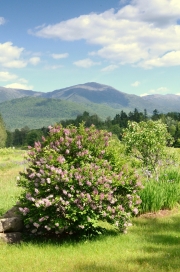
[0,209,180,272]
[0,148,26,215]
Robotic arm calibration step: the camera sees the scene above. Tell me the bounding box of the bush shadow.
[21,227,119,246]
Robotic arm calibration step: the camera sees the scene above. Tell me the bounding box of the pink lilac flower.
[47,178,51,184]
[44,225,51,231]
[33,222,40,228]
[133,208,139,215]
[39,217,46,222]
[55,185,59,190]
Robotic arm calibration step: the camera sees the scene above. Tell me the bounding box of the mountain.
[0,86,41,103]
[0,96,120,130]
[1,82,180,130]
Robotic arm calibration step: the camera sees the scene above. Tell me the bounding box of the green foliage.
[122,120,173,173]
[17,123,142,237]
[0,113,7,148]
[139,169,180,213]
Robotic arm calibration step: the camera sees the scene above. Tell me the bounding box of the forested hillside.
[0,97,119,130]
[5,109,180,148]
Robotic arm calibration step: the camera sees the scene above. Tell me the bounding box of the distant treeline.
[5,108,180,148]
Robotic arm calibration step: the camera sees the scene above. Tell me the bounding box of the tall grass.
[139,169,180,214]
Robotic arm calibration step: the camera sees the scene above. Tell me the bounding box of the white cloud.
[0,17,5,25]
[30,0,180,68]
[101,64,118,72]
[176,93,180,95]
[149,86,169,94]
[4,82,33,90]
[0,71,18,81]
[142,50,180,68]
[29,57,41,65]
[131,81,140,87]
[0,42,27,68]
[51,53,69,59]
[140,93,148,97]
[73,58,101,68]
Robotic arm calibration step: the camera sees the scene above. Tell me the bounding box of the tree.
[0,114,7,148]
[122,120,173,175]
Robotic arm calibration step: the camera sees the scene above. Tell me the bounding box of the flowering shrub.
[17,123,142,237]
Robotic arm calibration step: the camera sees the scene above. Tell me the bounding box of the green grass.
[0,209,180,272]
[0,148,26,215]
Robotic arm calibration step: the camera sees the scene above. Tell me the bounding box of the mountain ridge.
[1,82,180,130]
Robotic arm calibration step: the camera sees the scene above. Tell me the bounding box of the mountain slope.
[42,82,136,108]
[0,97,120,130]
[0,86,41,103]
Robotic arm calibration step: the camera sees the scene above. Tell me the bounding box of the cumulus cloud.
[101,64,118,72]
[142,50,180,68]
[29,57,41,65]
[0,17,5,25]
[0,71,18,81]
[30,0,180,68]
[73,58,101,68]
[0,42,26,68]
[131,81,140,87]
[51,53,69,59]
[4,82,33,90]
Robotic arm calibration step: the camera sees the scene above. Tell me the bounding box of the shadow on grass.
[128,214,180,271]
[21,226,119,246]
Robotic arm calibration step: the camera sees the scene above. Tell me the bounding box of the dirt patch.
[139,207,180,219]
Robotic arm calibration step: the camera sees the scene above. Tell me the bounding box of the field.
[0,148,180,272]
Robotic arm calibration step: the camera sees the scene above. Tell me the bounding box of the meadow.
[0,147,180,272]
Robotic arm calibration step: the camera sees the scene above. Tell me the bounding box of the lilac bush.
[17,123,142,236]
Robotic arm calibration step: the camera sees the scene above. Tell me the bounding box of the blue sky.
[1,0,180,96]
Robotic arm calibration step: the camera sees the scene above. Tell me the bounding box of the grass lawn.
[0,208,180,272]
